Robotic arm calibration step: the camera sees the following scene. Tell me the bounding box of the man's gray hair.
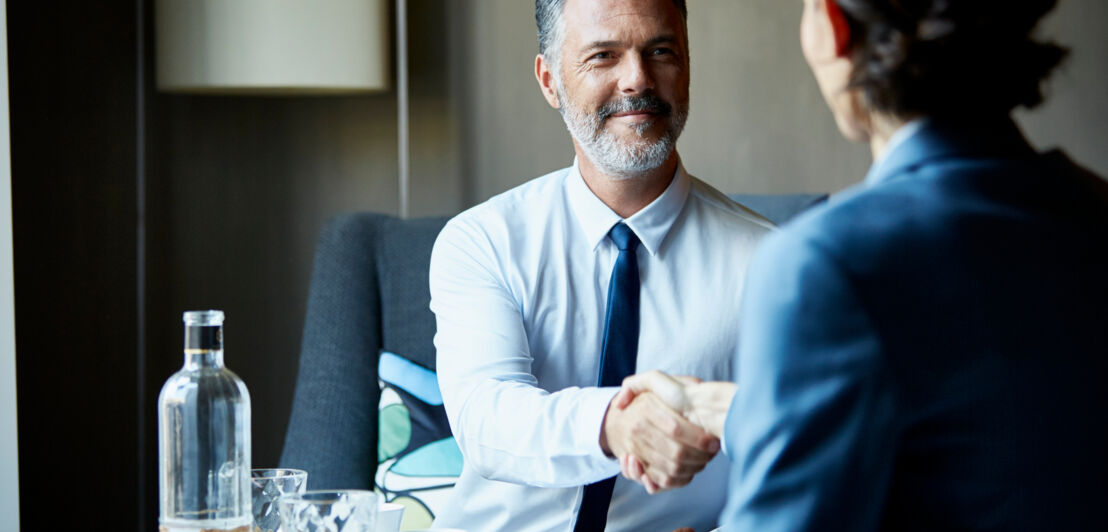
[535,0,688,72]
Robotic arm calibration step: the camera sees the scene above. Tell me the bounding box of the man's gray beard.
[557,85,689,181]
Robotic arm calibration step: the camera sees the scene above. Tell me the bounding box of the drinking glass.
[251,468,308,532]
[375,502,405,532]
[278,490,378,532]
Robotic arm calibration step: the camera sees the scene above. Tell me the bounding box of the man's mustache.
[597,94,672,122]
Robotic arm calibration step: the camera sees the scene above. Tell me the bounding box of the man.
[616,0,1108,530]
[428,0,773,530]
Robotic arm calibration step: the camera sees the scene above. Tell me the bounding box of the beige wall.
[680,0,872,194]
[1016,0,1108,175]
[457,0,870,199]
[459,0,1108,201]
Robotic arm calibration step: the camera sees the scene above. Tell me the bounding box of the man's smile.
[610,110,659,121]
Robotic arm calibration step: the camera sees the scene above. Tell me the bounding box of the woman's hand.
[612,370,738,493]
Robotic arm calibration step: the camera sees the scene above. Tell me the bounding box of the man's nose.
[617,53,655,94]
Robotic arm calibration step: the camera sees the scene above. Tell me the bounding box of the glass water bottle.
[159,310,252,532]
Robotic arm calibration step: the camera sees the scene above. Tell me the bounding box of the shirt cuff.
[721,389,742,459]
[581,386,623,471]
[720,428,730,460]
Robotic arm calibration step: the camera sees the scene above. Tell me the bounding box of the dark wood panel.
[9,2,466,530]
[8,0,143,530]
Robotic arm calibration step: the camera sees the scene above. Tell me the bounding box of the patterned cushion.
[375,351,462,530]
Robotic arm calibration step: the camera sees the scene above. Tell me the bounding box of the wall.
[0,0,21,529]
[146,0,471,482]
[680,0,871,194]
[1016,0,1108,172]
[147,95,408,475]
[8,0,143,529]
[450,1,577,204]
[456,0,868,198]
[460,0,1108,201]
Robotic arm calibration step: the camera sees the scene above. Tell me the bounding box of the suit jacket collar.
[864,116,1036,188]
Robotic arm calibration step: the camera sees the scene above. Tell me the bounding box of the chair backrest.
[729,193,827,226]
[279,193,827,492]
[280,214,449,491]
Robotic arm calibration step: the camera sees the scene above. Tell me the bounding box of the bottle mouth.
[183,310,225,326]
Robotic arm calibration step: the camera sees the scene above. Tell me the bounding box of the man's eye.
[650,47,675,57]
[590,51,613,61]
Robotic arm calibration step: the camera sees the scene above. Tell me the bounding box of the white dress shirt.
[429,160,773,531]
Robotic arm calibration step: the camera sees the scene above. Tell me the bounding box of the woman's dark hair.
[836,0,1068,118]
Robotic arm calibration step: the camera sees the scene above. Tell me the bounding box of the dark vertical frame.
[8,1,143,529]
[135,0,149,529]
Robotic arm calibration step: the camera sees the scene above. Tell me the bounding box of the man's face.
[553,0,690,178]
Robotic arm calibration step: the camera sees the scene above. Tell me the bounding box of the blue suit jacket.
[720,118,1108,531]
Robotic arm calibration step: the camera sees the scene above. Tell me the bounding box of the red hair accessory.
[826,0,852,56]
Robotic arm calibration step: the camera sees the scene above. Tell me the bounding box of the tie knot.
[608,223,640,252]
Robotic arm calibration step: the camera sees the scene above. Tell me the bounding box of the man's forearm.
[443,377,622,487]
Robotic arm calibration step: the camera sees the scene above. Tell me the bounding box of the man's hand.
[611,370,738,492]
[615,370,737,438]
[600,390,720,494]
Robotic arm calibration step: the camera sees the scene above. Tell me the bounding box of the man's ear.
[825,0,852,57]
[535,54,562,110]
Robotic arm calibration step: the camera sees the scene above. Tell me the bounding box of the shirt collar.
[865,118,928,187]
[566,158,691,257]
[863,116,1034,188]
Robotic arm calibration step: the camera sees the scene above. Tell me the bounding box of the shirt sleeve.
[429,219,621,488]
[719,231,898,532]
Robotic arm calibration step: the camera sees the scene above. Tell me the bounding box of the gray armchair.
[279,194,826,490]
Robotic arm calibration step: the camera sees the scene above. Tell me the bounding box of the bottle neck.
[184,349,225,369]
[183,324,224,369]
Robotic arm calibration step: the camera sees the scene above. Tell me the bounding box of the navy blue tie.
[574,223,641,532]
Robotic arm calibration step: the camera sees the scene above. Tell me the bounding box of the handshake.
[600,371,738,494]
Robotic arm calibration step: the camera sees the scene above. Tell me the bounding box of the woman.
[616,0,1108,529]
